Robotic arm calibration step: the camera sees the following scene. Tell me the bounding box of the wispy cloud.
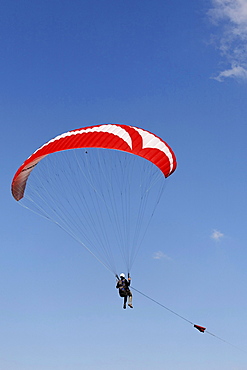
[211,229,224,241]
[213,64,247,81]
[153,251,171,260]
[208,0,247,81]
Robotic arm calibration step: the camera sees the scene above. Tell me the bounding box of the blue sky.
[1,0,247,369]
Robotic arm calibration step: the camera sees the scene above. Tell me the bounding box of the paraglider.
[116,273,133,309]
[11,124,243,347]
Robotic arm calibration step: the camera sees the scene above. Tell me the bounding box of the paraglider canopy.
[12,124,176,201]
[11,123,177,275]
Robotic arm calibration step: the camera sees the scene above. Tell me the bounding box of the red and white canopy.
[12,124,177,201]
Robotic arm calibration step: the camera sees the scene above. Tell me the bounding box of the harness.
[118,280,130,297]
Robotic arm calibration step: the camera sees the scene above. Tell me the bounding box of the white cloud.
[213,64,247,81]
[211,229,224,241]
[209,0,247,81]
[153,251,171,260]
